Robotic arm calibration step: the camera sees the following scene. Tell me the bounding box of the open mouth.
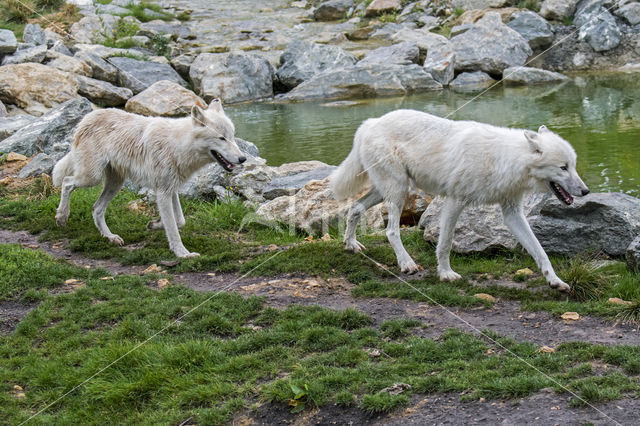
[549,181,573,205]
[211,150,234,172]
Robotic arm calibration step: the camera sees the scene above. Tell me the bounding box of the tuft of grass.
[360,393,409,415]
[122,2,174,23]
[0,0,34,23]
[33,0,64,9]
[516,0,541,12]
[562,256,613,301]
[615,302,640,325]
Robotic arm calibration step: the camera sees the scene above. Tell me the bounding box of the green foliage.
[454,7,464,17]
[34,0,64,9]
[516,0,541,12]
[0,0,34,23]
[122,2,174,23]
[150,34,170,57]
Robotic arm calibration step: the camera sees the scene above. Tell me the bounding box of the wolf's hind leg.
[55,176,78,227]
[343,189,383,252]
[157,190,199,258]
[436,198,465,281]
[93,167,125,245]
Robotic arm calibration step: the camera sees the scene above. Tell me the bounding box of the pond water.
[227,73,640,197]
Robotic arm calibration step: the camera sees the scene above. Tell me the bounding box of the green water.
[227,73,640,197]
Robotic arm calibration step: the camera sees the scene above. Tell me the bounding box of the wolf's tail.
[329,121,370,200]
[52,152,74,187]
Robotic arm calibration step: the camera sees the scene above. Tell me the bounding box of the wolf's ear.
[191,105,207,126]
[208,98,223,113]
[524,130,542,154]
[538,125,550,133]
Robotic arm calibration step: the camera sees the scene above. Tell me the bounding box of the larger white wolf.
[52,99,246,258]
[330,109,590,292]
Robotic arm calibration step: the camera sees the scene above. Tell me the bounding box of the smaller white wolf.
[52,99,246,258]
[331,109,590,292]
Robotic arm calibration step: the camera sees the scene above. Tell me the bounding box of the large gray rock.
[125,80,205,117]
[616,2,640,25]
[502,66,568,85]
[539,0,579,20]
[70,16,105,44]
[0,29,17,55]
[76,75,133,107]
[277,41,358,90]
[280,63,442,101]
[358,42,419,66]
[0,100,5,118]
[507,10,554,50]
[450,12,532,75]
[451,0,511,9]
[391,28,448,59]
[421,193,640,257]
[262,165,337,200]
[0,98,92,158]
[107,56,188,94]
[1,45,47,65]
[423,42,455,86]
[365,0,402,17]
[0,115,38,140]
[189,52,274,103]
[137,20,192,40]
[45,51,93,76]
[314,0,354,21]
[23,24,46,46]
[575,3,621,52]
[627,235,640,273]
[50,40,73,56]
[18,153,56,178]
[74,51,119,84]
[96,3,130,14]
[171,54,195,79]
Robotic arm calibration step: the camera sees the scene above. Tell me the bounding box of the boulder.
[17,153,56,178]
[125,80,206,117]
[575,3,621,52]
[107,56,188,94]
[45,51,93,76]
[451,0,511,9]
[44,30,63,48]
[262,165,337,200]
[0,100,5,117]
[616,2,640,25]
[1,45,47,65]
[420,193,640,256]
[0,63,80,116]
[502,66,568,85]
[76,75,133,107]
[627,235,640,273]
[423,42,455,85]
[170,54,195,79]
[358,42,419,66]
[450,23,474,37]
[0,29,17,55]
[507,10,554,50]
[276,41,358,90]
[0,115,38,140]
[137,20,192,40]
[450,12,532,75]
[0,98,92,158]
[74,51,119,84]
[450,71,497,92]
[96,3,130,15]
[314,0,354,21]
[391,28,449,59]
[365,0,402,18]
[70,16,105,44]
[539,0,578,20]
[50,40,73,56]
[280,63,442,101]
[189,52,274,103]
[23,24,46,46]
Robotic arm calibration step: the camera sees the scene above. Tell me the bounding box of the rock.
[607,297,633,306]
[575,3,621,52]
[262,163,337,200]
[44,30,62,48]
[474,293,497,303]
[74,51,119,84]
[17,153,56,178]
[276,41,358,90]
[0,98,92,158]
[76,75,133,107]
[45,51,93,76]
[358,42,419,66]
[365,0,402,18]
[502,66,568,85]
[189,52,274,103]
[314,0,354,21]
[107,56,188,94]
[0,29,17,55]
[255,178,385,234]
[23,24,46,46]
[449,71,496,92]
[420,193,640,257]
[0,115,38,140]
[616,2,640,25]
[0,63,80,116]
[516,268,534,276]
[451,0,511,9]
[280,63,442,101]
[450,12,532,75]
[561,312,580,321]
[0,100,5,118]
[507,10,554,50]
[391,28,449,60]
[170,54,195,79]
[538,346,556,353]
[450,23,474,37]
[5,152,27,162]
[96,3,130,15]
[137,21,192,40]
[1,45,47,65]
[50,40,73,56]
[125,80,206,117]
[539,0,578,20]
[627,235,640,273]
[70,16,105,44]
[423,42,455,85]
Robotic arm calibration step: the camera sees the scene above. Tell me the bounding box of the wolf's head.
[525,125,589,205]
[190,99,246,172]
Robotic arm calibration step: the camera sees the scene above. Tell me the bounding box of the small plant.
[176,11,191,21]
[615,301,640,324]
[562,16,573,26]
[563,256,612,301]
[151,34,170,58]
[288,383,309,413]
[454,7,464,17]
[378,13,397,23]
[516,0,541,12]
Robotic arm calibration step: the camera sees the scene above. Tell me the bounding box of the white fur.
[331,109,590,292]
[52,100,246,258]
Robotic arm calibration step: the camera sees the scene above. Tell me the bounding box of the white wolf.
[330,109,590,292]
[52,99,246,258]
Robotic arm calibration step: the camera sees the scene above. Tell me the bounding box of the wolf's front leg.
[156,190,199,258]
[436,198,465,281]
[501,201,570,292]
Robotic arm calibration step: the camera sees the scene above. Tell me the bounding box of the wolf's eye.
[560,165,568,171]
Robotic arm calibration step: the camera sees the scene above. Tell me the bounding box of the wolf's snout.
[238,156,246,164]
[581,188,590,196]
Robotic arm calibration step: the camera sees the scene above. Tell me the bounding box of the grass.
[515,0,541,12]
[0,1,80,40]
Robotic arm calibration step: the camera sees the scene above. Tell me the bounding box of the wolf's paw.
[344,239,366,253]
[400,260,420,274]
[55,214,68,228]
[182,251,200,258]
[146,219,163,230]
[107,235,124,246]
[438,269,462,282]
[549,279,571,293]
[174,247,200,258]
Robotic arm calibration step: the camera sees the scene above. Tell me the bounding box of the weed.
[150,34,170,57]
[516,0,541,12]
